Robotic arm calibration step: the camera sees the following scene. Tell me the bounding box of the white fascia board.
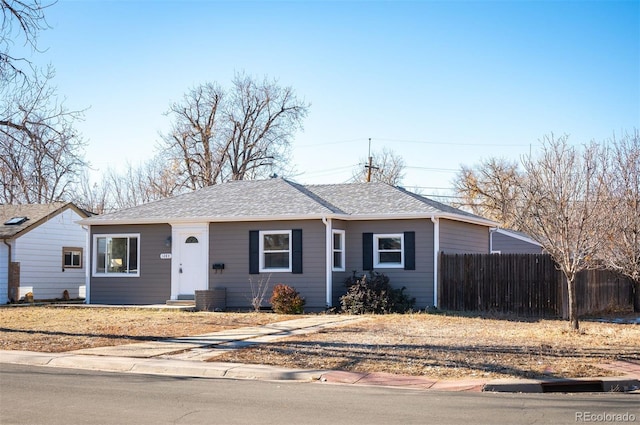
[79,214,333,226]
[336,213,497,227]
[80,212,498,227]
[434,213,498,227]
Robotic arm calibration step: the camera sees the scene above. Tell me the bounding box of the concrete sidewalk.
[1,314,639,393]
[0,350,325,381]
[68,315,361,360]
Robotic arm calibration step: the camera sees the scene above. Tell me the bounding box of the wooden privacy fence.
[439,253,634,317]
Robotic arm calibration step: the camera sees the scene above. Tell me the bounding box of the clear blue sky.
[29,0,640,197]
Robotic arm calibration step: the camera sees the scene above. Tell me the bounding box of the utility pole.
[365,137,378,183]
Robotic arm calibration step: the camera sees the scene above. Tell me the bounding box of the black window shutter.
[404,231,416,270]
[362,233,373,271]
[249,230,259,274]
[292,229,303,274]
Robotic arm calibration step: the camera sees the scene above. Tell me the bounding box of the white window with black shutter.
[250,229,303,274]
[363,231,415,270]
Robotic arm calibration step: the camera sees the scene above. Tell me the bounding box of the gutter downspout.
[3,239,11,302]
[430,215,439,308]
[489,227,497,253]
[82,225,90,304]
[322,216,332,308]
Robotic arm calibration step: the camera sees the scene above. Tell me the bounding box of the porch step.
[165,300,196,307]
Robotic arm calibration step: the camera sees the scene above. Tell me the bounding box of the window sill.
[258,268,292,273]
[373,263,404,269]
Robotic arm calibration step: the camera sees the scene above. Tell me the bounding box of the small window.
[259,230,291,272]
[185,236,199,243]
[374,233,404,268]
[332,230,345,271]
[93,234,140,277]
[63,247,83,269]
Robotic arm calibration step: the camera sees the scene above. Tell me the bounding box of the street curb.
[483,377,640,393]
[1,350,638,393]
[0,351,323,382]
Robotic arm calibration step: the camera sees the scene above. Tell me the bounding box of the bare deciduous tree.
[603,130,640,311]
[142,155,183,200]
[73,170,112,215]
[1,0,52,83]
[72,155,182,214]
[162,82,224,190]
[0,67,86,203]
[224,74,308,181]
[454,132,639,320]
[105,166,144,210]
[518,135,610,331]
[453,158,523,228]
[103,156,183,211]
[352,147,406,185]
[160,73,309,190]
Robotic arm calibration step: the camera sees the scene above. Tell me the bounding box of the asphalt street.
[1,364,638,425]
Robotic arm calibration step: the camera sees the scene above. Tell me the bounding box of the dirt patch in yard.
[0,306,295,352]
[213,313,640,380]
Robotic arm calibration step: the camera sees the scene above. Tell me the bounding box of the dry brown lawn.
[214,313,640,380]
[1,306,638,380]
[0,306,295,352]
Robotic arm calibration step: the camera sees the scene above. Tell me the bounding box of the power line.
[406,186,455,191]
[296,137,532,149]
[295,138,364,148]
[405,166,459,173]
[291,165,355,179]
[375,137,532,147]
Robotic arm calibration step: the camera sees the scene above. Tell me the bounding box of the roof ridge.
[282,179,347,214]
[304,181,388,188]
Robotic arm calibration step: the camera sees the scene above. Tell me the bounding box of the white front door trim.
[170,223,209,300]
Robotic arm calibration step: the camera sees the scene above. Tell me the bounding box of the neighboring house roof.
[491,228,542,247]
[0,202,90,239]
[80,178,497,227]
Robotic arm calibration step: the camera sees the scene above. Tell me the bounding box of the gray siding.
[208,220,327,310]
[440,219,489,254]
[87,218,489,308]
[492,232,542,254]
[332,219,434,309]
[90,224,171,304]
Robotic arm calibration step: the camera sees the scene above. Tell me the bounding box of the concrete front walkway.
[68,315,361,360]
[1,314,639,393]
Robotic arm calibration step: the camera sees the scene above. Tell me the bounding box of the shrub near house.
[270,284,305,314]
[340,271,415,314]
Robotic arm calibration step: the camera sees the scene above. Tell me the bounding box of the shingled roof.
[0,202,89,239]
[304,182,484,221]
[81,178,495,226]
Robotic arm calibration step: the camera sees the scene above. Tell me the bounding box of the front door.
[172,225,208,298]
